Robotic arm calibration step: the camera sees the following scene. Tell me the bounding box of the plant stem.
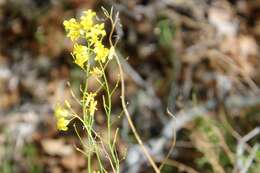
[99,62,119,172]
[87,151,91,173]
[115,54,160,173]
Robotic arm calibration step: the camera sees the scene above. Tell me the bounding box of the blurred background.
[0,0,260,173]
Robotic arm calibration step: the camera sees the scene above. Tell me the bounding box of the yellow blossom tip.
[72,43,89,69]
[63,18,81,41]
[57,117,70,131]
[84,92,97,116]
[54,104,69,118]
[94,41,109,63]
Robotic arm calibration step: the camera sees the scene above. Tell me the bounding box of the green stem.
[82,64,90,123]
[87,147,91,173]
[99,62,112,140]
[99,61,120,172]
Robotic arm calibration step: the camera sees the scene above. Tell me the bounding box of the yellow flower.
[86,23,106,45]
[85,92,96,105]
[55,104,69,118]
[84,92,97,116]
[57,117,70,131]
[89,99,97,116]
[54,104,70,131]
[80,10,96,31]
[64,10,109,66]
[72,43,89,69]
[94,41,109,63]
[90,67,103,77]
[63,18,81,41]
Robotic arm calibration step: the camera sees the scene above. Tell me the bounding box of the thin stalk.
[98,64,111,139]
[86,123,105,172]
[106,9,158,172]
[99,62,120,172]
[82,64,90,123]
[87,148,91,173]
[115,54,160,173]
[159,109,176,170]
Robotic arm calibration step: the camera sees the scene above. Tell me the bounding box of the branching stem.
[115,53,160,173]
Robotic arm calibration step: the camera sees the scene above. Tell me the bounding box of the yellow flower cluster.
[72,43,89,69]
[54,104,70,131]
[56,9,116,132]
[59,8,121,172]
[94,41,109,63]
[63,18,81,41]
[80,10,96,30]
[63,10,110,69]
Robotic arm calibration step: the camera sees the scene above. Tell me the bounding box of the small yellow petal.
[57,117,70,131]
[85,92,96,105]
[83,92,97,116]
[63,18,81,41]
[80,10,96,31]
[89,99,97,116]
[94,41,109,63]
[54,104,69,118]
[85,23,106,45]
[72,43,89,69]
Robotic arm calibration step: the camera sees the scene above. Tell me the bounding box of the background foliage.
[0,0,259,172]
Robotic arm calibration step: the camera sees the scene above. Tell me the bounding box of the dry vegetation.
[0,0,259,173]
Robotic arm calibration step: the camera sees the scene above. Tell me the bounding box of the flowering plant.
[54,7,163,173]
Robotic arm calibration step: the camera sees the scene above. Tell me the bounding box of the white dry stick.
[241,144,259,173]
[234,127,260,173]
